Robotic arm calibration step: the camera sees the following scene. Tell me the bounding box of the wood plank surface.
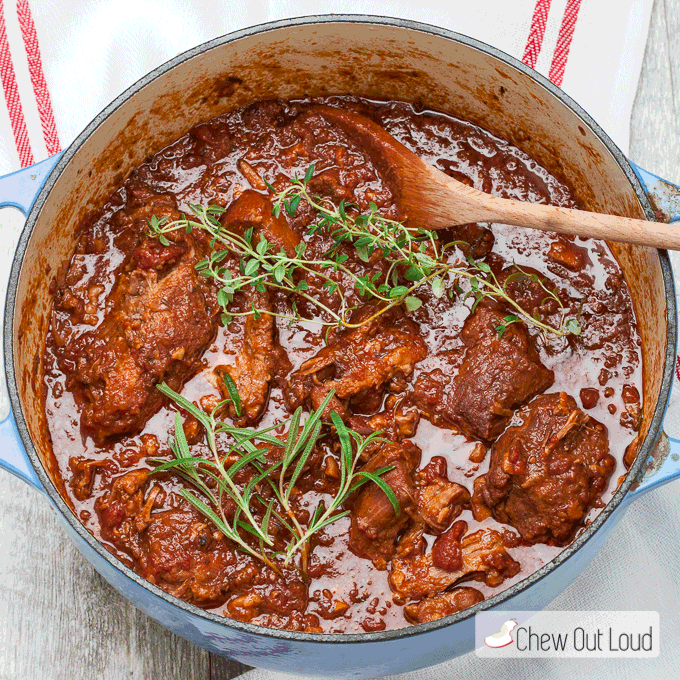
[210,655,253,680]
[0,1,676,678]
[0,481,210,680]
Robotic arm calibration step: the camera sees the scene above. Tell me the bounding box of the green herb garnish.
[147,165,580,338]
[150,383,395,577]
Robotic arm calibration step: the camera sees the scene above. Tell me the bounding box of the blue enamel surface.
[0,154,62,492]
[631,161,680,223]
[0,154,62,214]
[627,163,680,500]
[0,412,41,490]
[630,436,680,501]
[0,151,678,676]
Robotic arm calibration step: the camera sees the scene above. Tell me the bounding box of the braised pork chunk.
[478,392,615,545]
[414,305,555,441]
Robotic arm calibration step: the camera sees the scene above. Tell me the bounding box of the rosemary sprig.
[150,383,398,576]
[146,165,580,338]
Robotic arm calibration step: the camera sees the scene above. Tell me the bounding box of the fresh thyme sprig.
[147,205,346,328]
[150,383,398,577]
[146,165,580,338]
[266,166,581,338]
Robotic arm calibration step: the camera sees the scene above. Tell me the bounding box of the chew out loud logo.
[476,611,659,658]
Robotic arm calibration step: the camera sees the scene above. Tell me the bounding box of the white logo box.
[475,610,659,658]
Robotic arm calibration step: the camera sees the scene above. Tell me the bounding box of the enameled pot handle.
[0,153,62,492]
[626,433,680,502]
[631,163,680,225]
[627,161,680,502]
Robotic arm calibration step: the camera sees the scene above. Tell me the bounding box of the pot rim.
[6,13,676,646]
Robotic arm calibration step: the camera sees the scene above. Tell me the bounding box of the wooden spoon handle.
[477,194,679,249]
[430,170,680,250]
[311,104,677,250]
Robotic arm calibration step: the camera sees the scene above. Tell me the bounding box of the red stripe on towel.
[522,0,553,69]
[0,0,33,166]
[548,0,583,86]
[17,0,60,154]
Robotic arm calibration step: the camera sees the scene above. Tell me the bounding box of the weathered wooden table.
[1,1,679,677]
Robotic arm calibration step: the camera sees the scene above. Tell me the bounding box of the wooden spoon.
[311,105,679,250]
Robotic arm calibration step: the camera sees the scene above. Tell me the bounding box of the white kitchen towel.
[0,0,655,172]
[3,1,679,680]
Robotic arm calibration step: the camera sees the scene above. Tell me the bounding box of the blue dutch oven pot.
[0,16,679,678]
